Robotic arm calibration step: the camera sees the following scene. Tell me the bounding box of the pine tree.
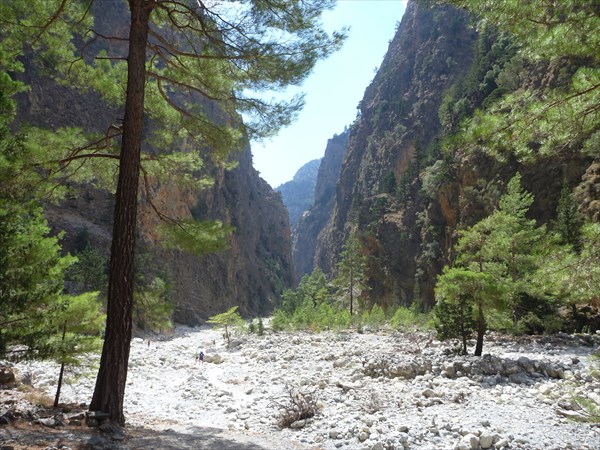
[207,306,245,348]
[1,0,345,424]
[554,181,582,252]
[0,92,76,356]
[334,232,369,315]
[435,174,547,355]
[537,222,600,332]
[382,171,397,195]
[46,292,105,407]
[280,268,330,313]
[435,268,496,355]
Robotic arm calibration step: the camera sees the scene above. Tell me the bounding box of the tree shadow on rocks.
[125,426,307,450]
[1,421,309,450]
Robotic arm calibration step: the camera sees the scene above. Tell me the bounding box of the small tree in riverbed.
[434,174,545,355]
[46,292,105,407]
[334,232,369,315]
[208,306,245,348]
[435,268,501,355]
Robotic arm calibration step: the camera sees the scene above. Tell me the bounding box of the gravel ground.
[2,326,600,450]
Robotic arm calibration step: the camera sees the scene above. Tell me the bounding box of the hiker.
[199,351,204,364]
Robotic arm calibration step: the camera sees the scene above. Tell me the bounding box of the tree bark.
[474,301,485,357]
[89,0,152,425]
[54,361,65,408]
[53,324,67,408]
[459,299,467,355]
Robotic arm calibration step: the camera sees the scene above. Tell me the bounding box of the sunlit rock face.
[13,2,293,323]
[312,1,477,306]
[305,0,591,309]
[293,129,349,281]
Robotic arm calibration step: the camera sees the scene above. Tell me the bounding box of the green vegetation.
[0,0,346,423]
[0,89,75,356]
[333,232,370,315]
[434,172,600,354]
[438,24,516,136]
[272,267,432,333]
[66,244,108,295]
[47,292,105,407]
[390,306,433,332]
[208,306,246,348]
[415,0,600,355]
[435,175,549,355]
[0,200,74,356]
[554,181,583,252]
[1,0,599,435]
[273,268,351,331]
[248,317,265,336]
[273,232,370,328]
[438,0,599,162]
[0,61,105,408]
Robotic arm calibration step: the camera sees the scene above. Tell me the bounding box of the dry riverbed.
[2,326,600,450]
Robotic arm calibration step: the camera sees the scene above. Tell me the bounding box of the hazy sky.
[251,0,407,188]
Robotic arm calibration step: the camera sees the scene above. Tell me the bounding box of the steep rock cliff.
[136,143,292,323]
[314,1,475,306]
[308,0,592,309]
[293,129,348,280]
[14,2,293,324]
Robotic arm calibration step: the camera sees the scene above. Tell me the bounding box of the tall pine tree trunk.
[474,301,485,357]
[89,0,152,425]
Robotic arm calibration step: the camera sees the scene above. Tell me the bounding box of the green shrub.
[332,307,352,330]
[514,312,544,335]
[271,309,290,331]
[391,306,432,332]
[361,305,386,331]
[542,315,564,334]
[257,317,265,335]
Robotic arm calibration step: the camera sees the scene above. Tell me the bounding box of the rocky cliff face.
[313,1,475,306]
[303,0,592,309]
[293,129,348,280]
[276,158,321,229]
[136,144,293,323]
[14,3,293,324]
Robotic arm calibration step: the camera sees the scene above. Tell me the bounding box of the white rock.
[458,433,479,450]
[479,430,494,449]
[494,438,509,448]
[290,419,306,429]
[329,430,341,439]
[422,388,439,398]
[204,354,223,364]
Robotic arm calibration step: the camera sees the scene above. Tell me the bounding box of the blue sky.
[251,0,407,188]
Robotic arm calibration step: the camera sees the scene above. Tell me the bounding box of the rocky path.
[3,326,600,449]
